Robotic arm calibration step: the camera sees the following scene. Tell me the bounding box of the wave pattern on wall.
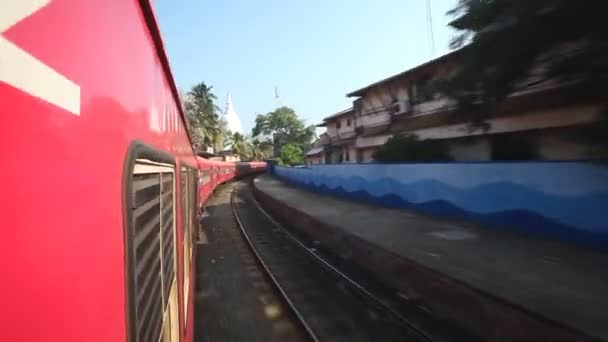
[274,162,608,249]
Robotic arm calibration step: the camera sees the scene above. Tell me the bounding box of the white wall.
[325,114,355,138]
[339,146,357,163]
[448,137,492,161]
[361,148,377,163]
[336,115,355,134]
[355,134,391,148]
[445,128,592,161]
[536,128,591,160]
[412,98,455,116]
[358,85,410,127]
[358,111,391,127]
[326,122,337,137]
[412,105,600,140]
[306,155,323,165]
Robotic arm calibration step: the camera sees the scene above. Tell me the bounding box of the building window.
[336,121,341,129]
[354,98,363,115]
[412,74,434,103]
[346,118,352,126]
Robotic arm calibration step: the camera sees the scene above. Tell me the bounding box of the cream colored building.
[314,50,604,163]
[305,147,325,165]
[317,108,357,163]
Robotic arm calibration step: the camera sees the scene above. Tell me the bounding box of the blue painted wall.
[273,162,608,249]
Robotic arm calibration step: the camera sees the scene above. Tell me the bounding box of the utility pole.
[274,86,282,109]
[426,0,436,58]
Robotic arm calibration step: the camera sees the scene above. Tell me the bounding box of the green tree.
[214,117,229,153]
[372,134,451,163]
[185,82,222,150]
[251,106,316,156]
[439,0,608,129]
[226,132,251,160]
[277,143,304,166]
[249,139,270,161]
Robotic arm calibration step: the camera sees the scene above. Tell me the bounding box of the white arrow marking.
[0,0,80,115]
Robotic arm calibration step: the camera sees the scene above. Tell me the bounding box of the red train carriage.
[236,161,268,177]
[196,156,214,206]
[0,1,267,340]
[196,158,267,208]
[219,161,236,184]
[0,1,196,341]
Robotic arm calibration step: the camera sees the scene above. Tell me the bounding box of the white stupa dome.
[224,92,243,134]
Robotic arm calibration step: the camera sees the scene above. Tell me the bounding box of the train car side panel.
[0,1,195,341]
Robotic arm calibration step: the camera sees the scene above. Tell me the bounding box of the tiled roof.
[305,147,324,156]
[347,49,463,97]
[323,108,354,122]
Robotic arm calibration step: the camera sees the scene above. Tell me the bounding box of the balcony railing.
[411,97,454,116]
[319,134,331,145]
[355,134,391,148]
[356,110,391,127]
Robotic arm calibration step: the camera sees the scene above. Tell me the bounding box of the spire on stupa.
[224,92,243,134]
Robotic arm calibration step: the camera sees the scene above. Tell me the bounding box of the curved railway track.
[230,180,434,342]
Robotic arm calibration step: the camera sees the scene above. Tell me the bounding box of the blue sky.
[154,0,458,134]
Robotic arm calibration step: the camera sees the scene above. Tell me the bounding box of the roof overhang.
[305,147,324,156]
[346,48,463,98]
[322,107,354,122]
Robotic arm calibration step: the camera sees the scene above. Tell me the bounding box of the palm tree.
[188,83,219,117]
[214,118,229,153]
[250,139,268,161]
[187,82,222,150]
[226,132,250,160]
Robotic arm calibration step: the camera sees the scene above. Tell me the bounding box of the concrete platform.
[253,174,608,341]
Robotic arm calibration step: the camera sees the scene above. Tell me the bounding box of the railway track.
[230,180,434,342]
[196,183,308,342]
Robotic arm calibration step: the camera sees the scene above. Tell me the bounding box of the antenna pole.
[426,0,436,57]
[274,86,281,109]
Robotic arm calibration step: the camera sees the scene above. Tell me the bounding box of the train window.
[190,168,198,242]
[180,167,191,324]
[180,166,198,328]
[200,170,211,184]
[198,170,209,184]
[127,159,179,342]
